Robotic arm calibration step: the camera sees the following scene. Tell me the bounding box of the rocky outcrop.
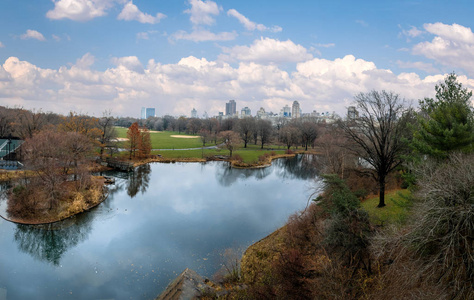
[156,268,214,300]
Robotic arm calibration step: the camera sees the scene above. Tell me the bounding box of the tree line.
[237,73,474,299]
[4,110,117,218]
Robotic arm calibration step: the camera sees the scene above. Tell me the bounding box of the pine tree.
[412,73,474,159]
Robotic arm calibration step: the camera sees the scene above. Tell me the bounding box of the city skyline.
[1,1,474,118]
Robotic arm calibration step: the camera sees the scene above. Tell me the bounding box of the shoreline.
[0,176,109,225]
[128,151,315,169]
[0,151,316,226]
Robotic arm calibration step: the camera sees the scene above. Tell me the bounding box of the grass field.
[361,189,412,226]
[115,127,204,149]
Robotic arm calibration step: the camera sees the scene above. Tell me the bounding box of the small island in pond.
[6,175,107,225]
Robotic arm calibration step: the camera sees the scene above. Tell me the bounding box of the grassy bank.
[361,189,412,226]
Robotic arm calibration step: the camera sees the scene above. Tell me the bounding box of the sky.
[1,0,474,118]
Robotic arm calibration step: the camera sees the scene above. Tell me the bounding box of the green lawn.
[361,189,412,226]
[115,127,288,164]
[115,127,204,149]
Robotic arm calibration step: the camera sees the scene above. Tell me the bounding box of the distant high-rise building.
[257,107,266,119]
[141,107,147,119]
[191,108,198,118]
[292,101,301,118]
[241,106,251,117]
[281,105,291,117]
[225,100,236,116]
[347,106,358,119]
[145,108,155,119]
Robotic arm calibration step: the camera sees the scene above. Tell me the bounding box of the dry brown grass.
[6,176,106,224]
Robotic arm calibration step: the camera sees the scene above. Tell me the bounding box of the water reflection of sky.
[0,158,320,300]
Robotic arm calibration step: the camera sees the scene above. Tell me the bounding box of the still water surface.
[0,156,320,300]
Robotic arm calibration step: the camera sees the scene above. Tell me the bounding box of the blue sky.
[1,0,474,117]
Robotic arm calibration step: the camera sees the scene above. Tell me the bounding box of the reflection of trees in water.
[127,164,151,198]
[274,154,321,180]
[0,182,10,200]
[14,212,94,266]
[216,163,271,187]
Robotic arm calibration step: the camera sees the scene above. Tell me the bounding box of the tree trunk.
[377,179,386,208]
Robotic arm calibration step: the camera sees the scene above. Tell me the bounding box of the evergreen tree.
[412,73,474,159]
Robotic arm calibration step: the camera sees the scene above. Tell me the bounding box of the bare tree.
[237,117,256,148]
[219,130,240,157]
[317,124,352,178]
[200,129,210,147]
[257,119,273,149]
[176,117,187,133]
[63,132,93,181]
[23,130,67,209]
[299,120,318,151]
[97,110,116,159]
[15,109,46,139]
[279,124,300,150]
[0,106,14,137]
[186,118,202,135]
[343,90,409,207]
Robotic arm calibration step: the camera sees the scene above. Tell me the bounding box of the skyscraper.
[191,108,198,118]
[146,108,155,118]
[281,105,291,117]
[241,106,251,117]
[142,107,155,119]
[347,106,358,119]
[292,101,301,118]
[225,100,236,116]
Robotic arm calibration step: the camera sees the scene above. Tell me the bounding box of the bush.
[232,154,243,162]
[405,153,474,299]
[319,175,373,269]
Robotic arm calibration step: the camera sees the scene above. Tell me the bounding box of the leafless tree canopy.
[343,90,410,207]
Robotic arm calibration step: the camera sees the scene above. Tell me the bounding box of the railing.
[0,160,21,170]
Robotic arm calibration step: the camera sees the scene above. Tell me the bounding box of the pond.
[0,155,321,300]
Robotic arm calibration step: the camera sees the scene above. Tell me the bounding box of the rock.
[156,268,214,300]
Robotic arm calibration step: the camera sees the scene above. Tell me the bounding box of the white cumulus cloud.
[184,0,221,26]
[111,56,144,73]
[118,1,165,24]
[46,0,114,21]
[0,53,454,118]
[424,22,474,44]
[227,9,282,33]
[220,37,313,64]
[20,30,46,41]
[413,23,474,75]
